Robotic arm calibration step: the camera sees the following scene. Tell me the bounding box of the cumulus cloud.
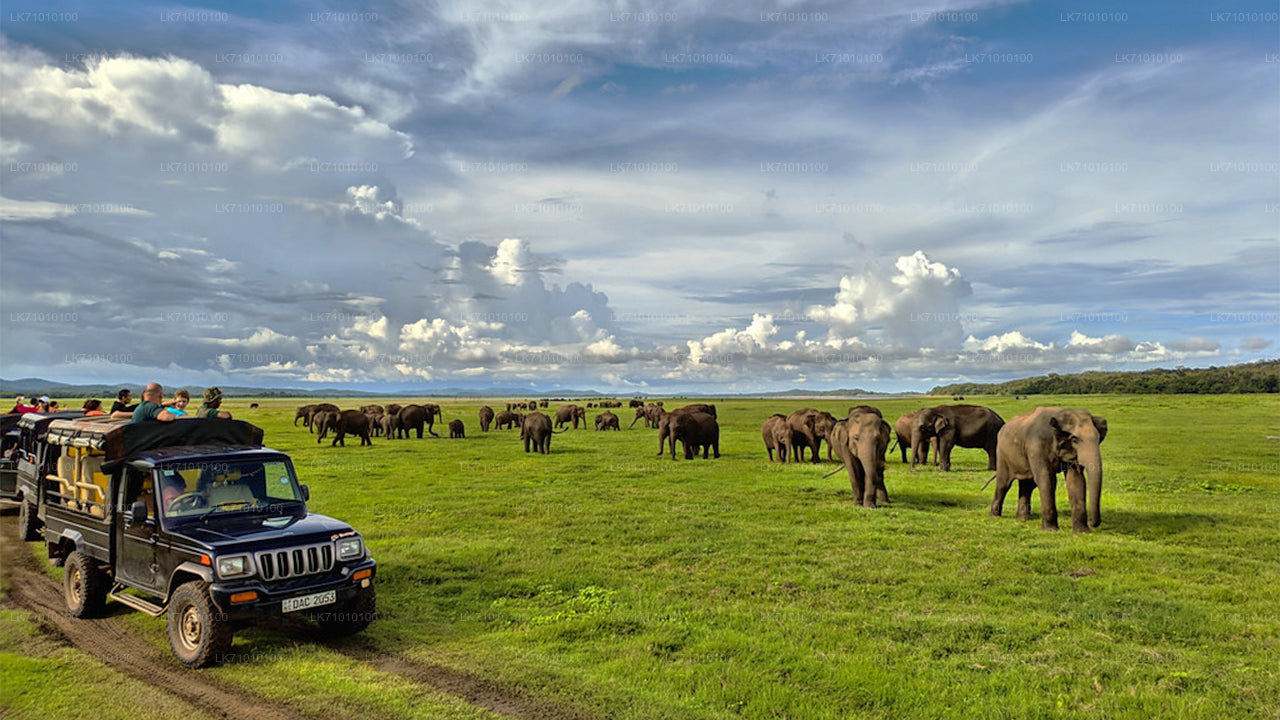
[807,251,972,348]
[1240,336,1272,351]
[1168,337,1222,353]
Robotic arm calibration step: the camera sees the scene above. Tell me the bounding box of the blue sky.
[1,1,1276,393]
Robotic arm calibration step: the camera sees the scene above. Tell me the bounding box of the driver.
[161,472,189,509]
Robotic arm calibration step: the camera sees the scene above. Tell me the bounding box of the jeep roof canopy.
[42,418,265,469]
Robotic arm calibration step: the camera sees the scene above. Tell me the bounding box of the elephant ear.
[1048,414,1073,450]
[934,416,949,433]
[1092,416,1108,444]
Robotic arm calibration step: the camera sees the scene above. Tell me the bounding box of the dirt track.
[0,515,590,720]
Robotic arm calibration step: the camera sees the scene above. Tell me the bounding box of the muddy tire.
[63,551,107,618]
[315,585,376,638]
[18,499,41,542]
[167,581,233,668]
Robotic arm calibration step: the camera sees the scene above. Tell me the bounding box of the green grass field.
[5,394,1278,719]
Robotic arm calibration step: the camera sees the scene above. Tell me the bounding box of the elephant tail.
[552,427,570,434]
[980,473,997,491]
[821,465,845,479]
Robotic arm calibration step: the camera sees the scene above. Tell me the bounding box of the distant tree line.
[931,359,1279,395]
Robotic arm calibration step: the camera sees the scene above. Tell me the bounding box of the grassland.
[4,394,1277,719]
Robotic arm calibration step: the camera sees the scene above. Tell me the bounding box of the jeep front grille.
[256,543,334,581]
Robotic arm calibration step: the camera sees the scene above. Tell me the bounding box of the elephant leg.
[1015,478,1034,520]
[988,469,1015,517]
[846,461,866,505]
[1063,466,1090,533]
[986,441,998,471]
[810,440,821,464]
[1034,467,1060,530]
[938,439,952,472]
[712,440,720,459]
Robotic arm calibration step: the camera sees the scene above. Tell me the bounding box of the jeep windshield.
[157,459,305,523]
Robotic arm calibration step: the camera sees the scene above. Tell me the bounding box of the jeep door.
[116,466,163,592]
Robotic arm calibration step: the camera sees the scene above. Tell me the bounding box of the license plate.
[281,590,336,613]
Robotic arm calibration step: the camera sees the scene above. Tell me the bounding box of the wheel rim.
[66,564,82,607]
[177,603,203,651]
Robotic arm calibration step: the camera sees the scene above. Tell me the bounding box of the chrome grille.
[256,542,334,580]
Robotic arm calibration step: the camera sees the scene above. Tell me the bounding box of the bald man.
[131,383,176,422]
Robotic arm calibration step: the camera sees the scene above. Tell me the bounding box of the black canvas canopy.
[43,418,264,462]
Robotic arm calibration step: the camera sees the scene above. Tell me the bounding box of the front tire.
[18,499,41,541]
[63,551,107,618]
[314,585,376,638]
[167,581,233,667]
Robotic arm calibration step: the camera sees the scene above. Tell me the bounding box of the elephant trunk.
[1080,445,1103,527]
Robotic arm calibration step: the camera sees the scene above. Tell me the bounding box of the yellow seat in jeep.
[78,454,109,518]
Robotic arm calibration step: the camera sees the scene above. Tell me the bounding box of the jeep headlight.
[336,537,364,561]
[217,554,253,579]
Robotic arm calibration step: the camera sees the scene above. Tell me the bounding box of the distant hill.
[929,359,1280,395]
[0,378,628,399]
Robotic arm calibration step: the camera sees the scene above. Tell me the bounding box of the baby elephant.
[594,411,620,430]
[449,419,465,438]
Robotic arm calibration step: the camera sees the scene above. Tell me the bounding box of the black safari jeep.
[6,411,86,540]
[28,416,376,667]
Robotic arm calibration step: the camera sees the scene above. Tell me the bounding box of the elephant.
[988,407,1107,532]
[595,411,620,431]
[827,407,891,507]
[630,403,665,428]
[449,419,465,438]
[893,410,936,465]
[394,404,443,439]
[377,412,397,439]
[910,404,1004,472]
[521,411,556,454]
[761,414,789,462]
[661,411,720,460]
[294,404,317,427]
[312,410,338,443]
[304,403,340,433]
[478,406,495,432]
[784,408,830,464]
[674,403,716,418]
[539,399,549,408]
[360,404,384,415]
[629,399,644,408]
[494,410,522,430]
[813,410,840,461]
[554,404,587,430]
[316,410,372,446]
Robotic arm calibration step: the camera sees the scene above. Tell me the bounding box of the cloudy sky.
[1,1,1276,393]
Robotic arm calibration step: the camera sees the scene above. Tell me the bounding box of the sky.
[1,1,1276,394]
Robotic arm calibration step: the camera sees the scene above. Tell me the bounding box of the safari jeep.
[7,411,86,539]
[30,416,376,667]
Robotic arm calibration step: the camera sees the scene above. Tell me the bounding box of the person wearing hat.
[194,387,232,419]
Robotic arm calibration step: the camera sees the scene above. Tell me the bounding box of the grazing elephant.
[784,408,828,464]
[494,410,521,430]
[385,403,402,418]
[662,411,720,460]
[629,405,653,428]
[595,412,620,431]
[521,411,555,454]
[761,414,789,462]
[294,404,317,427]
[554,404,587,430]
[828,408,892,507]
[449,419,465,438]
[893,410,936,465]
[328,410,372,446]
[910,404,1004,472]
[478,406,494,432]
[989,407,1107,532]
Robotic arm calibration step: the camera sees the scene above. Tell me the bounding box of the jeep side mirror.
[300,484,310,502]
[130,500,147,524]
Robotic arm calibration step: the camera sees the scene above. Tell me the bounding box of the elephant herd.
[294,402,445,446]
[762,403,1108,533]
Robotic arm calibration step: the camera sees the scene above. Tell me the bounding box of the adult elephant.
[305,403,340,433]
[784,408,827,464]
[674,403,716,418]
[813,410,840,461]
[761,414,789,462]
[294,404,317,427]
[385,403,402,418]
[494,410,521,430]
[893,410,935,465]
[911,404,1004,472]
[328,410,372,447]
[478,406,495,432]
[521,411,556,454]
[554,404,586,430]
[827,407,892,507]
[397,404,433,439]
[988,407,1107,532]
[595,411,620,431]
[312,410,338,444]
[663,411,719,460]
